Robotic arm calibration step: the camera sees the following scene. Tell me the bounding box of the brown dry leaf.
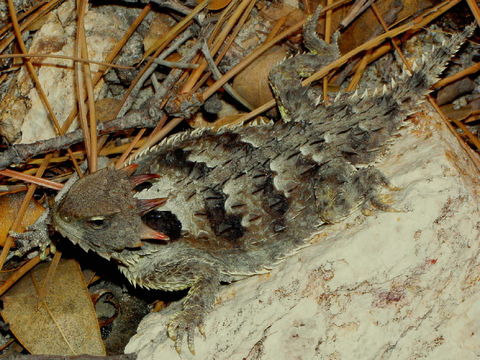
[197,0,232,10]
[95,98,123,123]
[0,193,44,247]
[233,46,288,108]
[312,0,435,53]
[143,13,176,51]
[259,3,305,28]
[441,102,480,122]
[2,259,106,355]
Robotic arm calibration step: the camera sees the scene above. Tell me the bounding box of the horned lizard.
[49,9,475,354]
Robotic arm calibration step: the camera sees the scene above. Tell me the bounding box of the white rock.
[125,111,480,359]
[0,0,125,143]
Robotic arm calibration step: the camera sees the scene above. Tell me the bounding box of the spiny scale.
[51,20,476,354]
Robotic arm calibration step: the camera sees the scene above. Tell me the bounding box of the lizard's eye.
[87,216,107,230]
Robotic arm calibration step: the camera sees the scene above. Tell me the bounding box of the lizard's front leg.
[315,159,399,223]
[138,260,221,354]
[167,266,219,354]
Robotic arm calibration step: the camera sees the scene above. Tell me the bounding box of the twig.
[0,0,63,54]
[0,0,48,37]
[0,110,158,170]
[74,0,92,169]
[7,0,62,134]
[152,26,211,103]
[38,249,62,300]
[78,0,98,173]
[0,53,134,69]
[201,42,253,110]
[433,62,480,89]
[142,0,208,60]
[181,0,254,92]
[466,0,480,25]
[323,0,334,103]
[149,0,203,23]
[132,31,213,154]
[115,129,146,168]
[117,25,197,117]
[369,1,480,169]
[134,117,183,156]
[59,3,152,134]
[0,169,63,190]
[7,0,82,175]
[201,17,306,100]
[147,57,200,69]
[340,0,375,28]
[190,0,256,93]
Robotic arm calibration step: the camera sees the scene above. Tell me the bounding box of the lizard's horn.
[120,163,138,176]
[130,173,161,187]
[137,197,168,215]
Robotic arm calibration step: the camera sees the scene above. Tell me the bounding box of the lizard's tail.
[319,24,476,165]
[391,24,476,114]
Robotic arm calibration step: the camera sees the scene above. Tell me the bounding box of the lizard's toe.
[362,193,403,216]
[167,310,204,354]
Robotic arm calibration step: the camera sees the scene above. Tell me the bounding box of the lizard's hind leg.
[315,158,363,224]
[352,166,402,216]
[314,160,401,223]
[303,5,340,57]
[268,5,340,121]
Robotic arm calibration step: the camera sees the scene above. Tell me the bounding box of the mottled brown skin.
[51,11,475,354]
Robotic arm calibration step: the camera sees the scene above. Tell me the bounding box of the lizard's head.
[52,165,169,259]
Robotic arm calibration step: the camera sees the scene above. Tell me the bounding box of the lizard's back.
[130,25,475,277]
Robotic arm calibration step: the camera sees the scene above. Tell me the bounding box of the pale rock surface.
[0,0,125,143]
[125,111,480,360]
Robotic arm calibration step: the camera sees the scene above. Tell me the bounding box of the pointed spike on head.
[139,222,170,241]
[382,84,388,94]
[121,163,139,176]
[361,89,368,98]
[131,173,161,187]
[137,197,168,215]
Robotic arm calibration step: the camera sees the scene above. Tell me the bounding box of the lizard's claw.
[10,216,52,259]
[167,309,205,354]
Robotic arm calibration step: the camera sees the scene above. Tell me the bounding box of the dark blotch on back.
[162,148,210,180]
[203,187,245,243]
[262,176,289,217]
